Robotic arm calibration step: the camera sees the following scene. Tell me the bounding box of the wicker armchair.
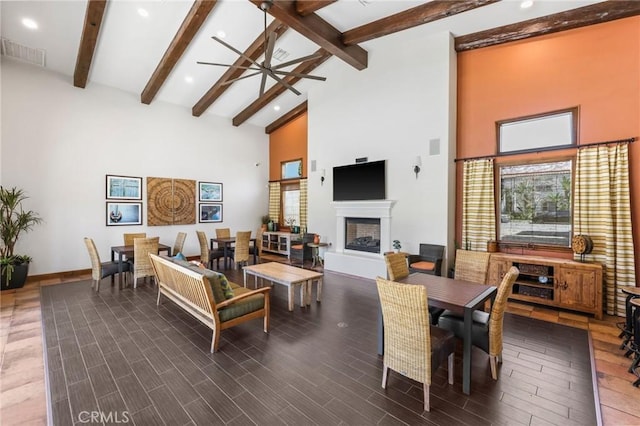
[290,233,314,267]
[128,237,159,288]
[438,266,519,380]
[234,231,252,269]
[407,244,444,276]
[454,249,491,284]
[84,237,129,291]
[384,253,443,325]
[196,231,224,269]
[173,232,187,255]
[376,277,455,412]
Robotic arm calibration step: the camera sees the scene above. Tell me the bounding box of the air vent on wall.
[1,38,46,67]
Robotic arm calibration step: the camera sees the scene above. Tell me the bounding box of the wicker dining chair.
[196,231,224,269]
[376,277,455,412]
[215,227,233,264]
[128,237,159,288]
[84,237,129,291]
[454,249,491,284]
[173,232,187,255]
[438,266,519,380]
[233,231,252,269]
[384,252,443,325]
[123,232,146,246]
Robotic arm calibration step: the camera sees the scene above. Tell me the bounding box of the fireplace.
[324,200,396,279]
[345,217,381,253]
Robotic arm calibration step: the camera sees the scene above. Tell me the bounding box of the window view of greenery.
[499,160,572,247]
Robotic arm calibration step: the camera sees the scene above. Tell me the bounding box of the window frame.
[279,180,300,228]
[495,155,575,251]
[281,158,303,180]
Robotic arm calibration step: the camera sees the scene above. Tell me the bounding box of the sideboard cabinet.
[487,253,603,319]
[261,232,296,257]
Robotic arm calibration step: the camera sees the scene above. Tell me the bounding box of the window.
[497,108,577,154]
[281,182,300,227]
[499,160,572,247]
[281,159,302,180]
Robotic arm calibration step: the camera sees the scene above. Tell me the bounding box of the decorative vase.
[267,222,274,232]
[1,263,29,291]
[313,234,320,244]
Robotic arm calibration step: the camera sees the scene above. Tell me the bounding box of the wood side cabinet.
[261,232,294,257]
[488,253,603,319]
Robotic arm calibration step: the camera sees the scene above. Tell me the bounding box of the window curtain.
[574,143,636,316]
[462,159,496,251]
[268,182,280,224]
[299,178,308,231]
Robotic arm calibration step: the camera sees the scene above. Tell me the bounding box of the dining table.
[377,273,497,395]
[110,243,172,287]
[210,237,257,269]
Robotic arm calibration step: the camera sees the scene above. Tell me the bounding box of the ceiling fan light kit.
[198,0,326,98]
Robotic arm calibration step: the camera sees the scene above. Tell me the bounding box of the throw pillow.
[216,273,234,299]
[173,252,186,261]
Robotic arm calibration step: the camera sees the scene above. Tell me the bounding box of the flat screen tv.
[333,160,386,201]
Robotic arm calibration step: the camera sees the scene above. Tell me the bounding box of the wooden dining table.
[210,237,257,269]
[377,273,497,395]
[110,243,172,287]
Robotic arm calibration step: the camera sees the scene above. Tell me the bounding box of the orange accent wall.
[456,17,640,278]
[269,112,308,181]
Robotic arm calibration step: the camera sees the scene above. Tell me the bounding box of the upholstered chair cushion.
[437,310,490,353]
[218,286,265,323]
[409,261,436,272]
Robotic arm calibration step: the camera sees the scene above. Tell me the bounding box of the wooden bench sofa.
[149,254,270,352]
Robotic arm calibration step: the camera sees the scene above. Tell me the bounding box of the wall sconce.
[320,169,325,186]
[413,156,422,179]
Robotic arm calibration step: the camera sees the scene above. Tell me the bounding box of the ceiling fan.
[197,1,326,97]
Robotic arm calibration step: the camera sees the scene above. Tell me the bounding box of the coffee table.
[243,262,323,311]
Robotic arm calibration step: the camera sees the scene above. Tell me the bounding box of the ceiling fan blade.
[197,61,261,71]
[266,71,301,96]
[212,36,262,68]
[271,52,325,70]
[263,32,276,69]
[272,71,326,81]
[259,72,268,97]
[221,71,265,86]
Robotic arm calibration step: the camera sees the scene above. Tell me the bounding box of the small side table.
[307,242,329,268]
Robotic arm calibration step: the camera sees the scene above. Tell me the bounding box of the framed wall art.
[198,182,223,202]
[199,203,223,223]
[106,175,142,200]
[106,202,143,226]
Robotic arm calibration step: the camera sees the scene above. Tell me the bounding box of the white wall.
[1,58,269,275]
[307,31,457,271]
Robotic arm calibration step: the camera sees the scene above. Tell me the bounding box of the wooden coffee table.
[243,262,323,311]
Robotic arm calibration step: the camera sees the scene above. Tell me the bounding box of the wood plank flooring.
[1,264,639,425]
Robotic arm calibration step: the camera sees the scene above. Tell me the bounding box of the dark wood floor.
[37,263,601,426]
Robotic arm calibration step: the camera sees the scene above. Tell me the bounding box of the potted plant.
[0,186,42,290]
[392,240,401,253]
[261,214,270,232]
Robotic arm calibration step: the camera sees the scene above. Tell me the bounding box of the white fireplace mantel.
[324,200,396,279]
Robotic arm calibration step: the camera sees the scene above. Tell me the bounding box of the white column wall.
[307,31,457,277]
[1,59,269,275]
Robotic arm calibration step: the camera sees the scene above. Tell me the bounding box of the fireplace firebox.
[345,217,381,253]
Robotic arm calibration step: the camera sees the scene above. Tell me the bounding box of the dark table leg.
[463,307,472,395]
[252,240,257,265]
[118,252,124,289]
[224,243,229,269]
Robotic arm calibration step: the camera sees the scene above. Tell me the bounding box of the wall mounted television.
[333,160,386,201]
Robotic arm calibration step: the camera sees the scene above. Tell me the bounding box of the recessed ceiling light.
[138,8,149,18]
[274,105,281,111]
[185,76,194,84]
[22,18,38,30]
[520,0,533,9]
[216,30,226,39]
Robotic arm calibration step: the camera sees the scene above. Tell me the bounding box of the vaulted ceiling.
[2,0,638,131]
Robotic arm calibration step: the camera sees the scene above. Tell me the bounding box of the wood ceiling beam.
[141,0,218,105]
[343,0,498,46]
[192,20,288,117]
[249,0,367,70]
[265,100,307,134]
[233,48,332,126]
[73,0,107,88]
[455,0,640,51]
[295,0,337,16]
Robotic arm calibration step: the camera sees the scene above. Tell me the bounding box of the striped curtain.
[462,159,496,251]
[268,182,280,224]
[299,178,308,230]
[574,143,636,316]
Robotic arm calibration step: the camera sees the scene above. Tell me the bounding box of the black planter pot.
[1,263,29,290]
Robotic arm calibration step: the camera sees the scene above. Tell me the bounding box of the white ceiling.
[1,0,604,128]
